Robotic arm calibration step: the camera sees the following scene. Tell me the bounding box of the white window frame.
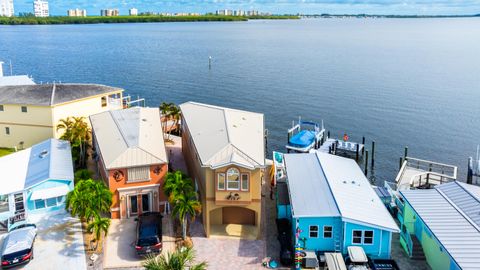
[217,173,226,190]
[226,168,240,191]
[352,230,363,244]
[240,173,249,191]
[309,225,319,238]
[323,225,333,238]
[363,230,374,245]
[5,127,10,135]
[127,166,150,183]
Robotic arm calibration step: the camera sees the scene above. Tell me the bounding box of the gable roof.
[179,102,265,169]
[0,139,73,196]
[285,152,399,232]
[401,181,480,270]
[90,107,168,170]
[0,83,122,106]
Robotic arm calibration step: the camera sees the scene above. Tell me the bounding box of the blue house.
[281,152,399,259]
[399,181,480,270]
[0,139,74,230]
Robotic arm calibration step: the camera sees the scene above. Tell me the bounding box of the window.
[46,198,57,207]
[34,199,45,209]
[14,193,24,212]
[101,96,107,107]
[5,127,10,135]
[0,195,8,213]
[0,105,4,111]
[323,226,333,238]
[21,106,27,113]
[309,225,319,238]
[56,196,65,204]
[217,173,226,190]
[352,230,363,244]
[127,166,150,182]
[364,230,374,244]
[241,173,249,191]
[226,168,240,190]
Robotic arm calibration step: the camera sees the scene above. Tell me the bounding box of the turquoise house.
[0,139,74,230]
[399,181,480,270]
[281,152,399,259]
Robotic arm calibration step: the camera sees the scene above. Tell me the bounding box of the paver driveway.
[0,213,87,270]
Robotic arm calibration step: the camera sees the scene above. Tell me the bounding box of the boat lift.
[286,117,325,153]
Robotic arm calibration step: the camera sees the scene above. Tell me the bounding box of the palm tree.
[159,102,174,133]
[163,171,194,203]
[142,247,207,270]
[167,105,181,139]
[65,179,112,222]
[87,215,111,243]
[172,191,201,240]
[56,116,91,168]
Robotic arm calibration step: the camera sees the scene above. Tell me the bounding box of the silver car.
[1,224,37,269]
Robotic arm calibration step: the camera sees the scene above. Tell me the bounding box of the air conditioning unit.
[302,250,319,268]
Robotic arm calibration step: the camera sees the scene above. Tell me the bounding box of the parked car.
[135,212,163,256]
[1,224,37,269]
[276,218,293,266]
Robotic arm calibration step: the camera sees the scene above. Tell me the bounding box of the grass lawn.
[0,148,15,157]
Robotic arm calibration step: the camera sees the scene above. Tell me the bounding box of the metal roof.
[401,181,480,270]
[285,152,399,232]
[179,102,265,169]
[0,139,74,195]
[0,75,35,86]
[0,83,122,106]
[90,107,168,170]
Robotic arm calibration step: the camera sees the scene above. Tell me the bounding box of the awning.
[30,185,70,200]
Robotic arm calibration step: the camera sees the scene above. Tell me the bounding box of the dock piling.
[399,157,403,170]
[364,150,369,176]
[355,143,359,161]
[327,131,330,139]
[467,157,473,184]
[371,141,375,167]
[404,146,408,160]
[362,137,365,154]
[209,56,212,69]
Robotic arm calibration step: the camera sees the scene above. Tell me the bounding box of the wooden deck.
[396,157,457,190]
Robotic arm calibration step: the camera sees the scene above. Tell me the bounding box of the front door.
[128,195,138,218]
[141,193,151,213]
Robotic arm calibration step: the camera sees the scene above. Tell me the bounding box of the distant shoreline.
[0,15,299,25]
[302,14,480,19]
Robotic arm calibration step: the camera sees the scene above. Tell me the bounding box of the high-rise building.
[0,0,14,17]
[129,8,138,16]
[33,0,49,17]
[101,9,119,16]
[67,8,87,17]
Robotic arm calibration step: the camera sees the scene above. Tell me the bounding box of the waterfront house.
[398,181,480,270]
[282,152,399,259]
[90,107,168,219]
[179,102,266,239]
[0,83,123,149]
[0,139,74,230]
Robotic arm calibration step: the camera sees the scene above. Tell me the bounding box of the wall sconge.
[154,192,157,198]
[120,195,125,201]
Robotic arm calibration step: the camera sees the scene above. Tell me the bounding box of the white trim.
[226,168,240,191]
[241,173,249,191]
[309,225,319,238]
[217,173,226,190]
[351,230,375,245]
[117,183,160,192]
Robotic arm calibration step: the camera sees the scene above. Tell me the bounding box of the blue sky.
[14,0,480,16]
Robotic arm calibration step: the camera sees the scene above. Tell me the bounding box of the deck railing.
[396,157,457,190]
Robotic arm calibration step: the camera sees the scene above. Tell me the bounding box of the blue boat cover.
[289,130,316,148]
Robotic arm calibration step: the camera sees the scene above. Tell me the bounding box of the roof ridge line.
[137,145,168,164]
[222,109,231,144]
[109,110,130,148]
[436,187,480,233]
[315,152,342,217]
[454,181,480,204]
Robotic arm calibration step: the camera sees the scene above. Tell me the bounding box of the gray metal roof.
[401,181,480,270]
[0,83,122,106]
[284,153,340,218]
[285,152,399,232]
[179,102,265,169]
[90,107,168,169]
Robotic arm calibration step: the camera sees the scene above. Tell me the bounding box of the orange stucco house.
[90,107,169,219]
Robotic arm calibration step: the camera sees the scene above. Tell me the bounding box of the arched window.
[226,168,240,190]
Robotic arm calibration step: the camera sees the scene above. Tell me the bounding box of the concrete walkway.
[165,135,187,173]
[103,215,176,269]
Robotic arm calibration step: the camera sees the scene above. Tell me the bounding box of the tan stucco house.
[0,83,123,149]
[90,107,169,219]
[179,102,266,239]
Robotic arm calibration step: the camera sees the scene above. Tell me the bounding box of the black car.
[1,224,37,269]
[135,212,163,256]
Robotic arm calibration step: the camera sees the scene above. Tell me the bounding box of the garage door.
[222,207,255,225]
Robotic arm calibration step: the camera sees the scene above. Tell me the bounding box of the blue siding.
[295,217,339,251]
[343,222,392,259]
[277,205,292,220]
[26,179,73,215]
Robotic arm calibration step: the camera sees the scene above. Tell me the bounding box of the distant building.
[101,9,119,16]
[67,8,86,17]
[0,0,14,17]
[33,0,49,17]
[129,8,138,16]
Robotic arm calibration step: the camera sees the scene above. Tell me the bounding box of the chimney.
[0,61,4,77]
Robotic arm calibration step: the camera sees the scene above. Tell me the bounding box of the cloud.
[13,0,480,15]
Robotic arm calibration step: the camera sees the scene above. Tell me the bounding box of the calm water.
[1,18,480,184]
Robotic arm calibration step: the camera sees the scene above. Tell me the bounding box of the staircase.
[411,236,426,260]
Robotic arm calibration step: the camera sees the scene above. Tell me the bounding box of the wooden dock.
[395,157,457,190]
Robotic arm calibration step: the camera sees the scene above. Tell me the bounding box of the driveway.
[0,213,87,270]
[104,215,175,269]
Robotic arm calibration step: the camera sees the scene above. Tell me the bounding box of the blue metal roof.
[24,139,73,189]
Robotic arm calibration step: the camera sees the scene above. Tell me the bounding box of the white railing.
[396,157,457,190]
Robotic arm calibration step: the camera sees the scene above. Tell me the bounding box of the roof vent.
[39,150,49,159]
[351,180,356,184]
[343,180,347,184]
[142,118,147,122]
